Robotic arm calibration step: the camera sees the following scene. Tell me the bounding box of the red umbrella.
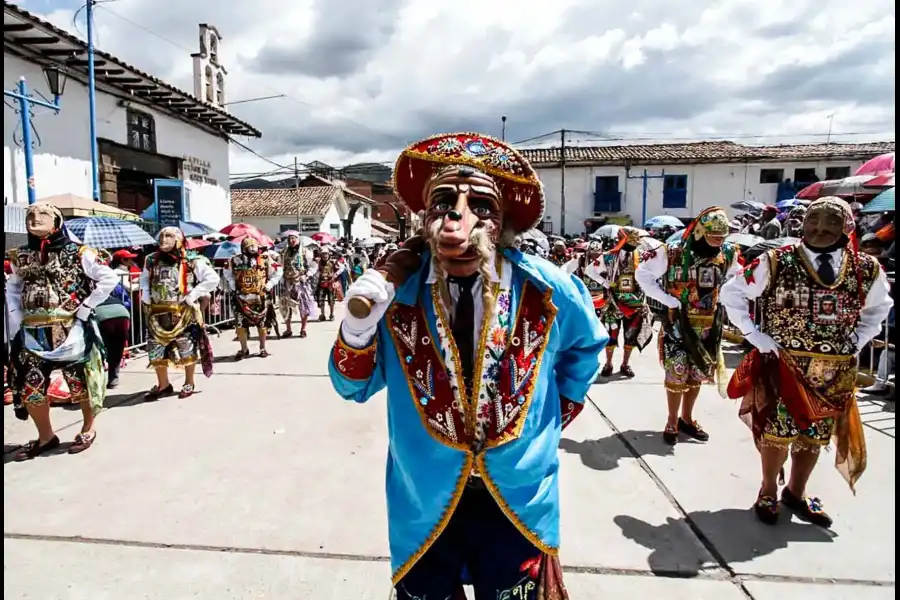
[854,152,894,176]
[185,238,211,250]
[220,222,264,238]
[864,173,895,188]
[311,231,336,244]
[230,232,275,248]
[795,181,826,200]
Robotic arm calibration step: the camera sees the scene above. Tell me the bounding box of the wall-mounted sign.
[183,156,218,186]
[153,179,185,229]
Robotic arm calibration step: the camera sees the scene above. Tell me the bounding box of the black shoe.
[107,377,119,389]
[781,488,833,529]
[663,424,678,445]
[678,417,709,442]
[145,384,173,402]
[620,365,635,378]
[754,493,780,525]
[14,435,60,462]
[600,364,614,378]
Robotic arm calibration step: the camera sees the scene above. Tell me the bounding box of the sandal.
[145,384,174,402]
[299,330,307,338]
[663,424,678,445]
[14,435,60,462]
[178,384,195,399]
[235,349,250,361]
[69,431,96,455]
[259,349,270,358]
[281,331,293,339]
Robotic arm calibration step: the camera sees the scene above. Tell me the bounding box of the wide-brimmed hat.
[391,132,545,233]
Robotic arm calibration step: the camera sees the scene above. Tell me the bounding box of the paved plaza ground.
[3,306,895,599]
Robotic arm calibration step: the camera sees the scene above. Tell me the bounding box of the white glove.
[265,281,276,292]
[663,295,682,309]
[75,304,93,321]
[746,330,780,354]
[341,269,395,346]
[181,293,198,307]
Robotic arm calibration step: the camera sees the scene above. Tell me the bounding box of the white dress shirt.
[635,239,742,309]
[5,247,119,339]
[425,259,501,349]
[140,257,221,305]
[719,244,893,349]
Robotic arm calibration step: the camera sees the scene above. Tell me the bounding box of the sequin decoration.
[331,335,377,381]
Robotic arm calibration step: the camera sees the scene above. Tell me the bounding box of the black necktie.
[449,274,478,395]
[817,254,836,285]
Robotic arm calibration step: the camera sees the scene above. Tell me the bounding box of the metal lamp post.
[3,65,68,204]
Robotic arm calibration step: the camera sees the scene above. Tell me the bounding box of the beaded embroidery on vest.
[759,246,878,355]
[13,243,94,314]
[665,242,735,317]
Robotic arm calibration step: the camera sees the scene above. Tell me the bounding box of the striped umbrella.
[854,152,894,176]
[864,173,895,188]
[862,188,895,214]
[64,217,157,249]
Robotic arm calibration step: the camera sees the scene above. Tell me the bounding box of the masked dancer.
[315,246,342,321]
[225,237,283,358]
[6,203,118,460]
[548,239,569,267]
[585,227,654,378]
[279,231,317,338]
[141,227,220,400]
[329,133,608,599]
[721,197,892,526]
[635,207,740,445]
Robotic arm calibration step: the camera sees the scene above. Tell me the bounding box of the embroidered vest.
[664,242,736,318]
[604,249,644,307]
[231,254,269,295]
[577,257,604,296]
[281,247,306,281]
[11,243,94,315]
[317,259,336,287]
[759,246,878,355]
[146,254,197,304]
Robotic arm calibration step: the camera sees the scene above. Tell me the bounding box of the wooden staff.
[345,234,426,319]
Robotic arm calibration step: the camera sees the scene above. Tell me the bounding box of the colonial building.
[231,183,373,241]
[520,140,894,235]
[3,2,260,229]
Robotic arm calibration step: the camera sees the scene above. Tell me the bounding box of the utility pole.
[294,157,300,231]
[560,128,567,236]
[501,115,507,141]
[826,112,837,143]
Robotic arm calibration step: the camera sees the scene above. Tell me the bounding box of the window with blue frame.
[593,176,621,213]
[662,174,688,209]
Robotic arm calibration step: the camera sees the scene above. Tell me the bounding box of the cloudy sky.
[20,0,896,179]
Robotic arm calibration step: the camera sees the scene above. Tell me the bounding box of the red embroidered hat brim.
[391,132,546,234]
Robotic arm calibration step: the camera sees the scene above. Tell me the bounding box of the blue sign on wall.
[151,179,185,228]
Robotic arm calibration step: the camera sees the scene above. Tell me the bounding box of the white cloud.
[22,0,897,179]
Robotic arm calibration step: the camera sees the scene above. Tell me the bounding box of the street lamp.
[3,66,69,204]
[42,64,68,98]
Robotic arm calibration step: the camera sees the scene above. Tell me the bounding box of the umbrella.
[776,199,803,210]
[643,215,683,229]
[185,238,211,250]
[230,232,275,248]
[726,232,764,248]
[64,217,157,249]
[666,230,685,245]
[862,188,895,214]
[730,200,766,215]
[202,241,241,261]
[590,224,622,240]
[179,220,218,237]
[311,231,336,244]
[519,228,550,252]
[361,236,386,248]
[854,152,894,176]
[864,173,895,188]
[220,223,266,239]
[796,181,826,200]
[741,237,800,262]
[819,175,878,197]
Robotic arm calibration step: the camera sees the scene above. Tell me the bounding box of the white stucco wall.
[3,53,233,228]
[535,158,871,234]
[319,203,372,241]
[240,208,371,241]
